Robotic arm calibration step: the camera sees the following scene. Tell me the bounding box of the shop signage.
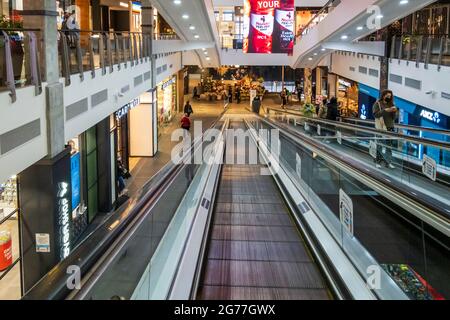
[339,189,354,236]
[116,98,140,120]
[35,233,50,253]
[161,77,176,91]
[338,79,351,87]
[57,182,71,260]
[420,109,441,124]
[422,154,437,181]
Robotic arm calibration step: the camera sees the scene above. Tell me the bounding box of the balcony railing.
[58,30,152,86]
[390,34,450,70]
[295,0,337,41]
[0,28,42,103]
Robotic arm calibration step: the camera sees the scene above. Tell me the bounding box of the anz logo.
[420,109,441,124]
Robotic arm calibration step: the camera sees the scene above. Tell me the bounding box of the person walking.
[193,86,199,100]
[184,101,194,117]
[181,113,191,132]
[280,89,287,109]
[373,90,398,169]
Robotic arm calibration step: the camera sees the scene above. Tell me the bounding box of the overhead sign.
[339,189,354,236]
[243,0,295,54]
[116,98,140,120]
[422,154,437,181]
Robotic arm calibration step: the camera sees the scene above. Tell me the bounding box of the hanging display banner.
[339,189,354,236]
[71,153,81,211]
[243,0,295,54]
[422,154,437,181]
[369,141,377,159]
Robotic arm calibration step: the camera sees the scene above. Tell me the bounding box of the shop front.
[157,76,178,129]
[337,77,359,118]
[115,91,158,174]
[0,175,21,300]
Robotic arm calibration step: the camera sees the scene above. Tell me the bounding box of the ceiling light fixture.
[182,14,189,19]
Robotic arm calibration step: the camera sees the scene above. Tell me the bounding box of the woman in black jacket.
[326,97,339,121]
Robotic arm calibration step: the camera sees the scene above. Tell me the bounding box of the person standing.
[184,101,193,117]
[326,97,339,121]
[318,97,328,119]
[228,86,233,103]
[193,86,199,100]
[373,90,398,169]
[236,87,241,104]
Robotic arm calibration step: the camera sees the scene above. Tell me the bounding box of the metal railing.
[0,28,42,103]
[295,0,337,41]
[390,34,450,70]
[58,30,152,86]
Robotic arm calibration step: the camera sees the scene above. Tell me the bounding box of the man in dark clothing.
[184,101,193,117]
[326,97,339,121]
[236,87,241,104]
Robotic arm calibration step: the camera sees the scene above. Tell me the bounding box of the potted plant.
[0,15,24,83]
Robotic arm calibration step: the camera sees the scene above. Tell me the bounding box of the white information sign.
[36,233,50,253]
[339,189,354,236]
[337,131,342,145]
[422,154,437,181]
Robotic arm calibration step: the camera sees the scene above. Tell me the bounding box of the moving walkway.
[23,110,449,301]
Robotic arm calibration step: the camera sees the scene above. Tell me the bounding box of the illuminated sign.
[116,98,140,119]
[161,77,176,91]
[360,104,368,120]
[420,109,441,124]
[57,182,71,260]
[243,0,294,55]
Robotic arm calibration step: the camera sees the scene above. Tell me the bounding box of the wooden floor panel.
[197,148,331,300]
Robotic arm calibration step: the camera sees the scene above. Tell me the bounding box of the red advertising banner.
[243,0,295,54]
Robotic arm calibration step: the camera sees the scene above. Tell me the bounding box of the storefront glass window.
[0,176,21,300]
[157,76,177,128]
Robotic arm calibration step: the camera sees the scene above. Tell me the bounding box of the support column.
[91,0,102,31]
[303,68,312,104]
[23,0,65,158]
[141,0,156,88]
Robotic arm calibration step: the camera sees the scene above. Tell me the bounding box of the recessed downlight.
[173,0,181,4]
[182,14,189,19]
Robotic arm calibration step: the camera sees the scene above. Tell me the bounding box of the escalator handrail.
[22,112,227,300]
[266,107,450,151]
[257,115,450,234]
[340,117,450,137]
